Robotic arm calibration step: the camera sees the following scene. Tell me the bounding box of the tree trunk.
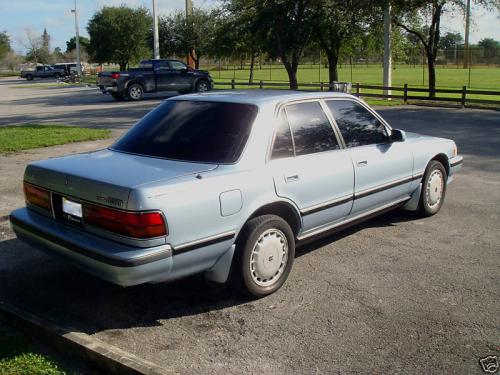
[119,62,127,71]
[283,59,298,90]
[249,53,255,84]
[326,49,340,86]
[427,52,436,98]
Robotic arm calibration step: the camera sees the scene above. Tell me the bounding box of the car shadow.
[0,208,416,335]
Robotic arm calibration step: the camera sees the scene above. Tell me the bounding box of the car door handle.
[285,174,300,183]
[357,160,368,167]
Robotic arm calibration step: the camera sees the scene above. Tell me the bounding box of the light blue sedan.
[10,91,463,297]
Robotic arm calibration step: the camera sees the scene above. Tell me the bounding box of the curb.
[0,301,175,375]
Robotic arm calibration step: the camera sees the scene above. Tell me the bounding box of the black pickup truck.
[97,59,214,101]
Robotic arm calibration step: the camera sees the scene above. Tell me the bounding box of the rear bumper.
[99,85,118,93]
[10,208,173,287]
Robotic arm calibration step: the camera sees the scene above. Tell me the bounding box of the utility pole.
[152,0,160,59]
[71,0,81,76]
[463,0,471,68]
[383,4,392,99]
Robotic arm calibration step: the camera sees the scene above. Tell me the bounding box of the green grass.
[0,72,18,78]
[0,124,111,153]
[0,330,69,375]
[206,64,500,103]
[9,83,71,89]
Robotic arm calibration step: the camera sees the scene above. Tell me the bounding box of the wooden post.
[355,82,360,97]
[320,82,324,91]
[259,80,263,89]
[231,79,235,90]
[404,83,408,104]
[461,86,467,108]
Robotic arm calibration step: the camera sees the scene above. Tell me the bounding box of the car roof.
[171,90,356,107]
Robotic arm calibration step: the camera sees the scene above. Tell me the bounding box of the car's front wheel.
[419,160,447,216]
[127,83,144,101]
[233,215,295,298]
[194,80,210,93]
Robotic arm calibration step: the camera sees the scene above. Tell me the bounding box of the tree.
[87,6,152,70]
[158,8,217,69]
[438,31,463,49]
[66,36,90,53]
[1,51,23,71]
[227,0,316,89]
[23,28,50,64]
[477,37,500,58]
[392,0,500,97]
[313,0,374,83]
[0,31,11,60]
[42,28,50,52]
[53,47,65,61]
[212,5,265,83]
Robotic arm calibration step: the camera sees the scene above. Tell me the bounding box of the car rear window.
[111,100,258,164]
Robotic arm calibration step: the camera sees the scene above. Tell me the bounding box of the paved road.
[0,80,499,374]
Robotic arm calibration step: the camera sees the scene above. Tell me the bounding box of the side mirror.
[390,129,405,142]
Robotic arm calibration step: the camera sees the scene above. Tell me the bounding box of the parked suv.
[10,91,462,297]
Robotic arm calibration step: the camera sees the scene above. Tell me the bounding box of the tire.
[232,215,295,298]
[26,74,33,81]
[194,80,210,93]
[54,73,60,79]
[127,83,144,101]
[111,92,125,101]
[419,160,447,217]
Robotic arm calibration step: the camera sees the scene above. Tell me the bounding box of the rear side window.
[326,100,389,147]
[285,102,340,156]
[112,100,258,164]
[271,111,294,159]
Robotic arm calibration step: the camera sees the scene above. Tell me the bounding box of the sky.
[0,0,499,54]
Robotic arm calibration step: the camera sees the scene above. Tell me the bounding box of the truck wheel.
[127,83,144,101]
[232,215,295,298]
[419,160,447,217]
[26,74,33,81]
[194,80,210,93]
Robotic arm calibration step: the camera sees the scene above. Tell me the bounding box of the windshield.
[111,100,258,164]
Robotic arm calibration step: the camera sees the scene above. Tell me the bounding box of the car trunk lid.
[24,149,217,210]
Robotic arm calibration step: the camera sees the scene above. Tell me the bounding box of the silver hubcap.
[426,169,444,208]
[250,229,288,287]
[197,82,208,92]
[130,86,142,99]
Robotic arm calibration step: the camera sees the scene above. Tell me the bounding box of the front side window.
[285,102,340,156]
[271,111,294,160]
[170,61,187,71]
[326,100,389,147]
[112,100,258,164]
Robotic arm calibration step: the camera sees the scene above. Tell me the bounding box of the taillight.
[24,182,52,210]
[83,203,167,239]
[111,72,120,79]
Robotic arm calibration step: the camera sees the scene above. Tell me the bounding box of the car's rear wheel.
[26,74,33,81]
[54,73,60,79]
[127,83,144,101]
[232,215,295,298]
[194,80,210,93]
[419,160,447,216]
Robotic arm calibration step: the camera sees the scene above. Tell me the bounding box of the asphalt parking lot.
[0,77,499,374]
